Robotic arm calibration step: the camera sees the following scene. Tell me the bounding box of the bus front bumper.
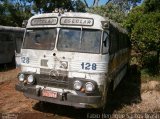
[15,83,102,108]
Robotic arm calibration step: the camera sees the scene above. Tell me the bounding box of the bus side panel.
[108,24,130,90]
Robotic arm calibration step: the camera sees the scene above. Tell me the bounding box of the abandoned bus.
[0,26,25,65]
[15,11,130,108]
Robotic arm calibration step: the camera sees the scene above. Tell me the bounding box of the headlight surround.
[73,80,82,90]
[27,75,34,84]
[18,74,25,82]
[85,82,95,92]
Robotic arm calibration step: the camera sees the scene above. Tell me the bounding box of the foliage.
[32,0,72,13]
[0,0,143,27]
[111,0,142,11]
[83,0,141,8]
[144,0,160,12]
[0,0,85,26]
[123,6,144,32]
[31,0,85,13]
[0,0,32,26]
[142,54,159,75]
[87,3,126,24]
[123,0,160,74]
[131,13,160,53]
[86,0,142,24]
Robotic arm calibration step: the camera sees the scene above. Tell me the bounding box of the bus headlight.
[73,80,82,90]
[27,75,34,84]
[85,82,95,92]
[18,74,25,82]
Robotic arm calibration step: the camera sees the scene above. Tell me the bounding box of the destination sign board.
[31,17,58,25]
[60,17,94,26]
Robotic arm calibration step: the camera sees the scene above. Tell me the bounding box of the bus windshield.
[57,28,101,53]
[23,29,57,50]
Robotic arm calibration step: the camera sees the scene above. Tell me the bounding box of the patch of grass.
[107,64,160,114]
[103,65,142,114]
[0,76,7,81]
[141,69,160,82]
[115,105,132,113]
[0,67,19,82]
[0,74,11,81]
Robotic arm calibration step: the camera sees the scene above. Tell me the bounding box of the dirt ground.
[0,65,160,119]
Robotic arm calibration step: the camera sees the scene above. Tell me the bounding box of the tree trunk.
[105,0,112,5]
[93,0,99,7]
[83,0,89,8]
[157,50,160,73]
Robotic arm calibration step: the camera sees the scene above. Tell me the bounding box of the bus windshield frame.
[22,28,102,54]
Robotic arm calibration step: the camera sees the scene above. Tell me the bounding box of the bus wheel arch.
[101,79,114,110]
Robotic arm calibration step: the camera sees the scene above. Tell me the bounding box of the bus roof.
[109,20,128,34]
[26,12,128,34]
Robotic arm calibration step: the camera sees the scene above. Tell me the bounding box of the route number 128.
[81,62,97,70]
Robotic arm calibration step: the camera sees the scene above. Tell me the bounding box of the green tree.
[110,0,142,11]
[0,0,86,26]
[123,0,160,73]
[87,3,126,24]
[0,0,32,26]
[132,13,160,65]
[123,5,144,32]
[83,0,142,10]
[32,0,85,13]
[144,0,160,12]
[32,0,72,13]
[86,0,142,24]
[0,2,8,25]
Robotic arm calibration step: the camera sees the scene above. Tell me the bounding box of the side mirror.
[103,33,109,47]
[22,20,28,28]
[103,38,107,47]
[101,21,109,29]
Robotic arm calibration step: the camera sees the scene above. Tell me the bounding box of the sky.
[85,0,144,6]
[99,0,107,5]
[9,0,144,7]
[86,0,107,6]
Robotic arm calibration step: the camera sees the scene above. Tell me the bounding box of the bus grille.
[37,68,70,89]
[41,59,48,67]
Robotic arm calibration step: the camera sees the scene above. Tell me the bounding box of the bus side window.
[109,29,118,54]
[102,32,109,54]
[124,35,127,49]
[0,34,2,42]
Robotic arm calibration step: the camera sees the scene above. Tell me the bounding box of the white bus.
[16,11,130,109]
[0,26,25,66]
